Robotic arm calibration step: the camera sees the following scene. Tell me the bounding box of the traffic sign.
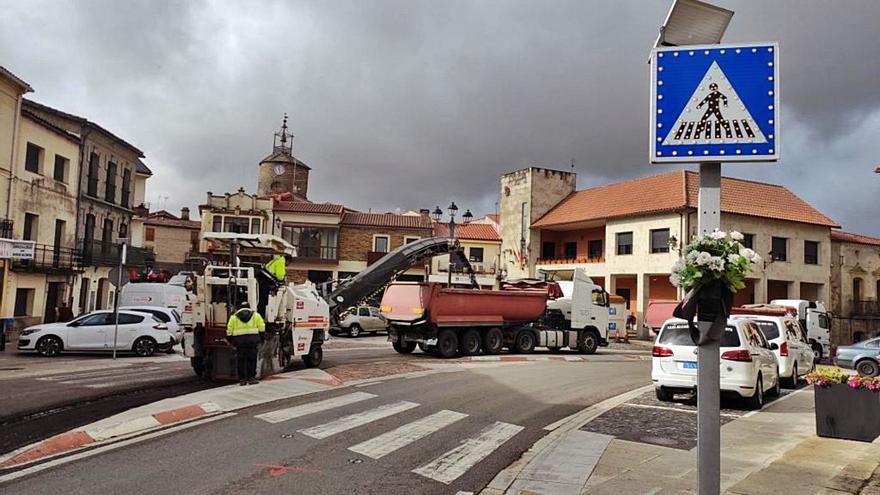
[650,43,779,163]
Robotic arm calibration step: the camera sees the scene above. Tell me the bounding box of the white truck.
[770,299,832,360]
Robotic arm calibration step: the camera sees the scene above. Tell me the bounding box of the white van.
[119,283,189,315]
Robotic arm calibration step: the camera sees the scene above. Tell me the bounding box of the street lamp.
[432,202,472,286]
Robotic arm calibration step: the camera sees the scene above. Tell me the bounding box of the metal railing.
[11,244,81,273]
[853,300,880,317]
[0,219,12,239]
[536,256,605,265]
[293,245,338,262]
[79,239,155,267]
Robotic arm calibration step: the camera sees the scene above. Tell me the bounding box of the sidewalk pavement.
[0,349,186,380]
[486,387,880,495]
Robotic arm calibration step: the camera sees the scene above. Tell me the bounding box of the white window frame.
[372,234,390,253]
[404,236,421,245]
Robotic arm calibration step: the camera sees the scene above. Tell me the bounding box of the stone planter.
[814,384,880,442]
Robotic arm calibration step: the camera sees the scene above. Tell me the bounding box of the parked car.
[120,305,182,349]
[332,306,388,337]
[732,314,815,388]
[834,337,880,377]
[652,318,780,409]
[17,310,173,357]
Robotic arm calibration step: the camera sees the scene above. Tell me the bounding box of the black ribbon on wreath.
[672,278,734,345]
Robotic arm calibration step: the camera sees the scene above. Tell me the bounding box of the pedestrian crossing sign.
[650,43,779,163]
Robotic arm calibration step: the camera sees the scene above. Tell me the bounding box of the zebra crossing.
[34,364,188,389]
[254,392,526,485]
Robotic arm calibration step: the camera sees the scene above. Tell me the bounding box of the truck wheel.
[810,342,824,361]
[303,345,323,367]
[579,330,600,354]
[190,357,205,377]
[460,329,481,356]
[482,328,503,355]
[513,331,536,354]
[392,340,417,354]
[437,329,459,359]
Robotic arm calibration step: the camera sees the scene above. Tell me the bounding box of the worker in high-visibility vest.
[265,253,292,283]
[226,301,266,386]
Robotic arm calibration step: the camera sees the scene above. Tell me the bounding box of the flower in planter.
[805,366,848,387]
[669,230,760,293]
[846,375,880,392]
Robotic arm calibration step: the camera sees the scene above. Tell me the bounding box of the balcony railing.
[536,256,605,265]
[853,300,880,317]
[11,244,81,273]
[292,245,338,263]
[438,260,496,274]
[79,239,155,267]
[0,219,12,239]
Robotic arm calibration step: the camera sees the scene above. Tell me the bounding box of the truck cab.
[770,299,831,360]
[541,268,611,338]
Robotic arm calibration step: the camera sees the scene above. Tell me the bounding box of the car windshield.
[752,320,780,340]
[658,323,741,347]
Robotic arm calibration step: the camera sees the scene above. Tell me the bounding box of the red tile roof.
[433,223,501,241]
[533,170,838,228]
[144,211,200,230]
[831,230,880,246]
[486,214,500,224]
[342,212,432,229]
[274,201,344,215]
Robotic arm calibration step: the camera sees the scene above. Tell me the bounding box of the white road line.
[254,392,377,424]
[60,369,174,386]
[413,421,524,484]
[37,367,162,382]
[349,410,468,459]
[299,401,419,439]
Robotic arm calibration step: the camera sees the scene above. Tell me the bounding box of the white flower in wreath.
[730,231,744,241]
[695,251,712,266]
[672,258,685,273]
[686,250,699,263]
[708,256,725,272]
[727,253,742,263]
[710,230,728,240]
[739,247,761,264]
[669,273,681,287]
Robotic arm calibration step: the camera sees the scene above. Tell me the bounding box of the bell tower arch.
[257,114,311,199]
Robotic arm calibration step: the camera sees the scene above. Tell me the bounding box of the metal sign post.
[112,242,127,360]
[650,22,779,492]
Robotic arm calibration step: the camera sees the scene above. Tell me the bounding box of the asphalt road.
[1,345,651,495]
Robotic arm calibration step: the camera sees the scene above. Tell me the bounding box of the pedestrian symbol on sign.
[663,61,767,146]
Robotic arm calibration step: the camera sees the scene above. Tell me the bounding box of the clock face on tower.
[273,164,286,176]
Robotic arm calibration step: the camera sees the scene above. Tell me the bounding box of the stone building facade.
[830,230,880,345]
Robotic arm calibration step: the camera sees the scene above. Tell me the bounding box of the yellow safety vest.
[266,255,287,281]
[226,309,266,337]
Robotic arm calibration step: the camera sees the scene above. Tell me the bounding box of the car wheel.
[482,328,503,355]
[578,330,599,355]
[303,345,323,367]
[133,337,157,357]
[811,342,824,361]
[746,375,764,410]
[349,324,362,338]
[436,329,458,359]
[513,330,536,354]
[655,387,674,402]
[783,362,798,389]
[856,359,880,378]
[36,336,63,357]
[769,369,781,397]
[460,329,481,356]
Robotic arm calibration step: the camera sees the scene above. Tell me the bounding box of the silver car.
[835,337,880,377]
[333,306,388,338]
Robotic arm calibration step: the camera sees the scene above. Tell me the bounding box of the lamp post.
[432,202,472,287]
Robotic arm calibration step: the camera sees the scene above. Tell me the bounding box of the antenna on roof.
[571,158,575,172]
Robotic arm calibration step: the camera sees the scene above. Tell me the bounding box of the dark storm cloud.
[1,0,877,234]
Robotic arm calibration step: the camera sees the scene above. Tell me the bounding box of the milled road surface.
[1,344,651,495]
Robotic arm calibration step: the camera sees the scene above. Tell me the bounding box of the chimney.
[180,207,190,221]
[419,208,431,219]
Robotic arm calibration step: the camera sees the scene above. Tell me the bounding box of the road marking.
[355,381,383,388]
[82,373,189,389]
[255,392,377,424]
[349,410,468,459]
[37,366,163,382]
[299,401,419,439]
[58,369,174,386]
[413,421,524,484]
[742,386,807,418]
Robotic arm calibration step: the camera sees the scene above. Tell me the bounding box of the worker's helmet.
[709,83,718,91]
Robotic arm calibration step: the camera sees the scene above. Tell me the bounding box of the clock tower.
[257,114,311,199]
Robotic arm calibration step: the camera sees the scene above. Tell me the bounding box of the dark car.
[834,337,880,377]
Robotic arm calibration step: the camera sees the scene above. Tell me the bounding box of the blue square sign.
[650,43,779,163]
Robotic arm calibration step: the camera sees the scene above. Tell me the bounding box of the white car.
[17,310,174,357]
[652,318,780,409]
[732,314,815,388]
[120,305,183,348]
[332,306,388,337]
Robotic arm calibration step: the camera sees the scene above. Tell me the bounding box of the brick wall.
[145,225,197,265]
[338,226,432,262]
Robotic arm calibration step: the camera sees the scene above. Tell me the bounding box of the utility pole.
[112,242,126,360]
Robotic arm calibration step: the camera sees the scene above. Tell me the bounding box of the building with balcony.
[500,167,839,335]
[23,99,154,314]
[830,230,880,345]
[198,188,274,259]
[430,220,501,288]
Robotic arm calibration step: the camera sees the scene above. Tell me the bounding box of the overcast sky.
[1,0,878,235]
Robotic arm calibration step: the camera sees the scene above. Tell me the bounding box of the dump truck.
[381,268,611,358]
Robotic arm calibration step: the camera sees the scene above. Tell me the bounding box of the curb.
[480,384,654,495]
